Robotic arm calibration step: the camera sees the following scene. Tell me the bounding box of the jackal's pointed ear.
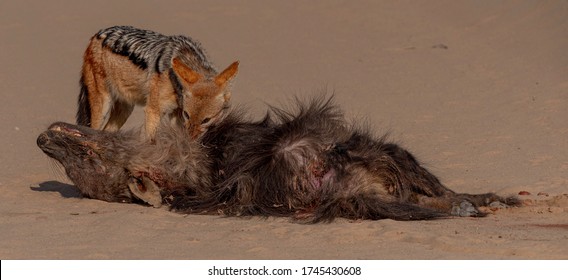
[215,61,239,87]
[172,58,201,84]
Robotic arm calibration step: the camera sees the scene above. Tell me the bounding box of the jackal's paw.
[451,201,479,217]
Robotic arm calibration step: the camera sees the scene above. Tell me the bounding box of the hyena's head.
[37,122,135,202]
[172,58,239,139]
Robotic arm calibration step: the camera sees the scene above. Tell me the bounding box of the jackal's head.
[172,58,239,139]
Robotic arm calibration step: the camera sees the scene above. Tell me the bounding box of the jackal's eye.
[201,117,211,125]
[183,111,190,121]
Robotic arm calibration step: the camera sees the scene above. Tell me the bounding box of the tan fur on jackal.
[77,26,239,139]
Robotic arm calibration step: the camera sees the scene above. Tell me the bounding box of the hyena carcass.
[39,97,519,222]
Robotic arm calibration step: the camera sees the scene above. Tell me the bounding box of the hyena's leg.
[416,192,520,217]
[103,100,134,131]
[383,144,455,196]
[306,164,448,222]
[309,177,449,222]
[379,144,522,216]
[416,194,482,217]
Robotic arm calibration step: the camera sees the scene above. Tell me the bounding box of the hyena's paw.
[501,196,522,207]
[488,201,509,209]
[451,201,479,217]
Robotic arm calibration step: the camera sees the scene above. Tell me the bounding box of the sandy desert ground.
[0,0,567,259]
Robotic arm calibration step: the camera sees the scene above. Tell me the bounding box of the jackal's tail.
[76,76,91,126]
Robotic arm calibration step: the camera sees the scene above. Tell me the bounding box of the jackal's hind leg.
[103,100,134,131]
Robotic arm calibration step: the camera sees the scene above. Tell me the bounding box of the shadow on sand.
[30,181,83,198]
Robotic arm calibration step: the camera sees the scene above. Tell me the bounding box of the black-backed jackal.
[77,26,239,139]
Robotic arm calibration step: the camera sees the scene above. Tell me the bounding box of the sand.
[0,0,566,259]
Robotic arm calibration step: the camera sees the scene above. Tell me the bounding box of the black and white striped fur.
[96,25,216,74]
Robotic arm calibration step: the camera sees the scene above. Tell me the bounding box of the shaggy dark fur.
[37,97,518,222]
